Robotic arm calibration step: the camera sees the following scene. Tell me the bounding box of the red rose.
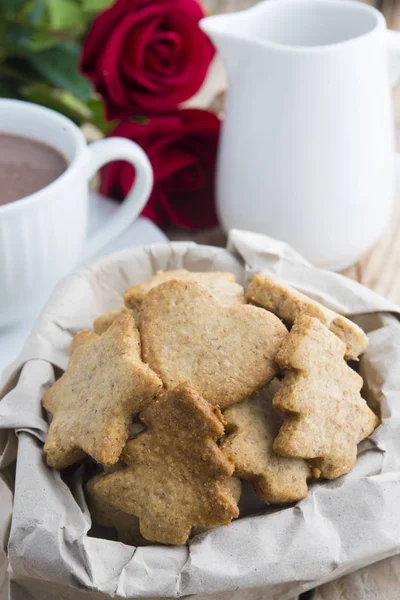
[100,109,220,229]
[81,0,214,119]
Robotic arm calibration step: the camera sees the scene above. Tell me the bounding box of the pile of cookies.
[42,270,379,546]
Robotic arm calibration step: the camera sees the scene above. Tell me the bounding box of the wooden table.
[165,4,400,594]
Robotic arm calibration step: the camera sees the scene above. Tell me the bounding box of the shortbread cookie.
[226,476,242,504]
[221,381,310,503]
[90,384,239,545]
[273,315,379,479]
[86,475,148,546]
[124,269,245,310]
[246,273,367,360]
[93,306,138,335]
[192,476,242,536]
[88,473,241,544]
[141,280,288,409]
[42,314,162,469]
[90,464,240,541]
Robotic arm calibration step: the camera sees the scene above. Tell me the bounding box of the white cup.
[0,100,153,326]
[201,0,400,270]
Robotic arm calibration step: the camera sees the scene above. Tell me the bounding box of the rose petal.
[81,0,214,117]
[81,0,130,72]
[100,110,220,229]
[98,12,145,110]
[124,18,163,71]
[144,30,182,74]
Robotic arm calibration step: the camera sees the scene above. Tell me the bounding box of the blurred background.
[1,0,400,288]
[2,0,399,140]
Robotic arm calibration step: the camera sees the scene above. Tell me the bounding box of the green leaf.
[28,0,49,25]
[82,0,114,14]
[0,60,37,85]
[46,0,82,30]
[21,82,90,123]
[5,26,59,57]
[27,31,58,51]
[5,28,32,53]
[0,78,21,98]
[1,0,29,17]
[28,44,93,100]
[1,0,45,24]
[86,97,117,133]
[58,89,91,119]
[130,115,150,125]
[0,11,8,58]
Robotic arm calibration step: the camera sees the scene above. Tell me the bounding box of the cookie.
[42,313,162,469]
[191,476,242,537]
[226,476,242,504]
[140,280,288,409]
[221,381,310,503]
[93,306,139,335]
[246,273,368,360]
[86,474,149,546]
[88,474,242,545]
[90,383,239,545]
[272,315,379,479]
[124,269,245,310]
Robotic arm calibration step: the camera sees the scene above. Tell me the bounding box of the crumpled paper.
[1,229,400,600]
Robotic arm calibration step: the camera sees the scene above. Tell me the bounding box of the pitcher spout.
[200,12,250,71]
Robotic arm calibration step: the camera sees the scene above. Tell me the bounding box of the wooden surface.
[203,0,259,12]
[167,2,400,598]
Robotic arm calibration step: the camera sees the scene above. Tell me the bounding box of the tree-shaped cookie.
[140,280,288,409]
[42,313,162,469]
[246,273,368,360]
[90,383,239,545]
[221,381,310,503]
[87,474,241,545]
[272,315,379,479]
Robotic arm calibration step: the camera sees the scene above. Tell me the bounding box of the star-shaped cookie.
[272,315,379,479]
[42,313,162,469]
[140,280,288,409]
[221,381,310,503]
[90,383,239,545]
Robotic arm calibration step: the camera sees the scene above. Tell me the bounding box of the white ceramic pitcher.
[201,0,400,270]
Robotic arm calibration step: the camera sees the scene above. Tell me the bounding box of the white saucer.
[0,193,167,378]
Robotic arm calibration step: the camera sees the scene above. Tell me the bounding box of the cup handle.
[387,29,400,88]
[80,137,153,262]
